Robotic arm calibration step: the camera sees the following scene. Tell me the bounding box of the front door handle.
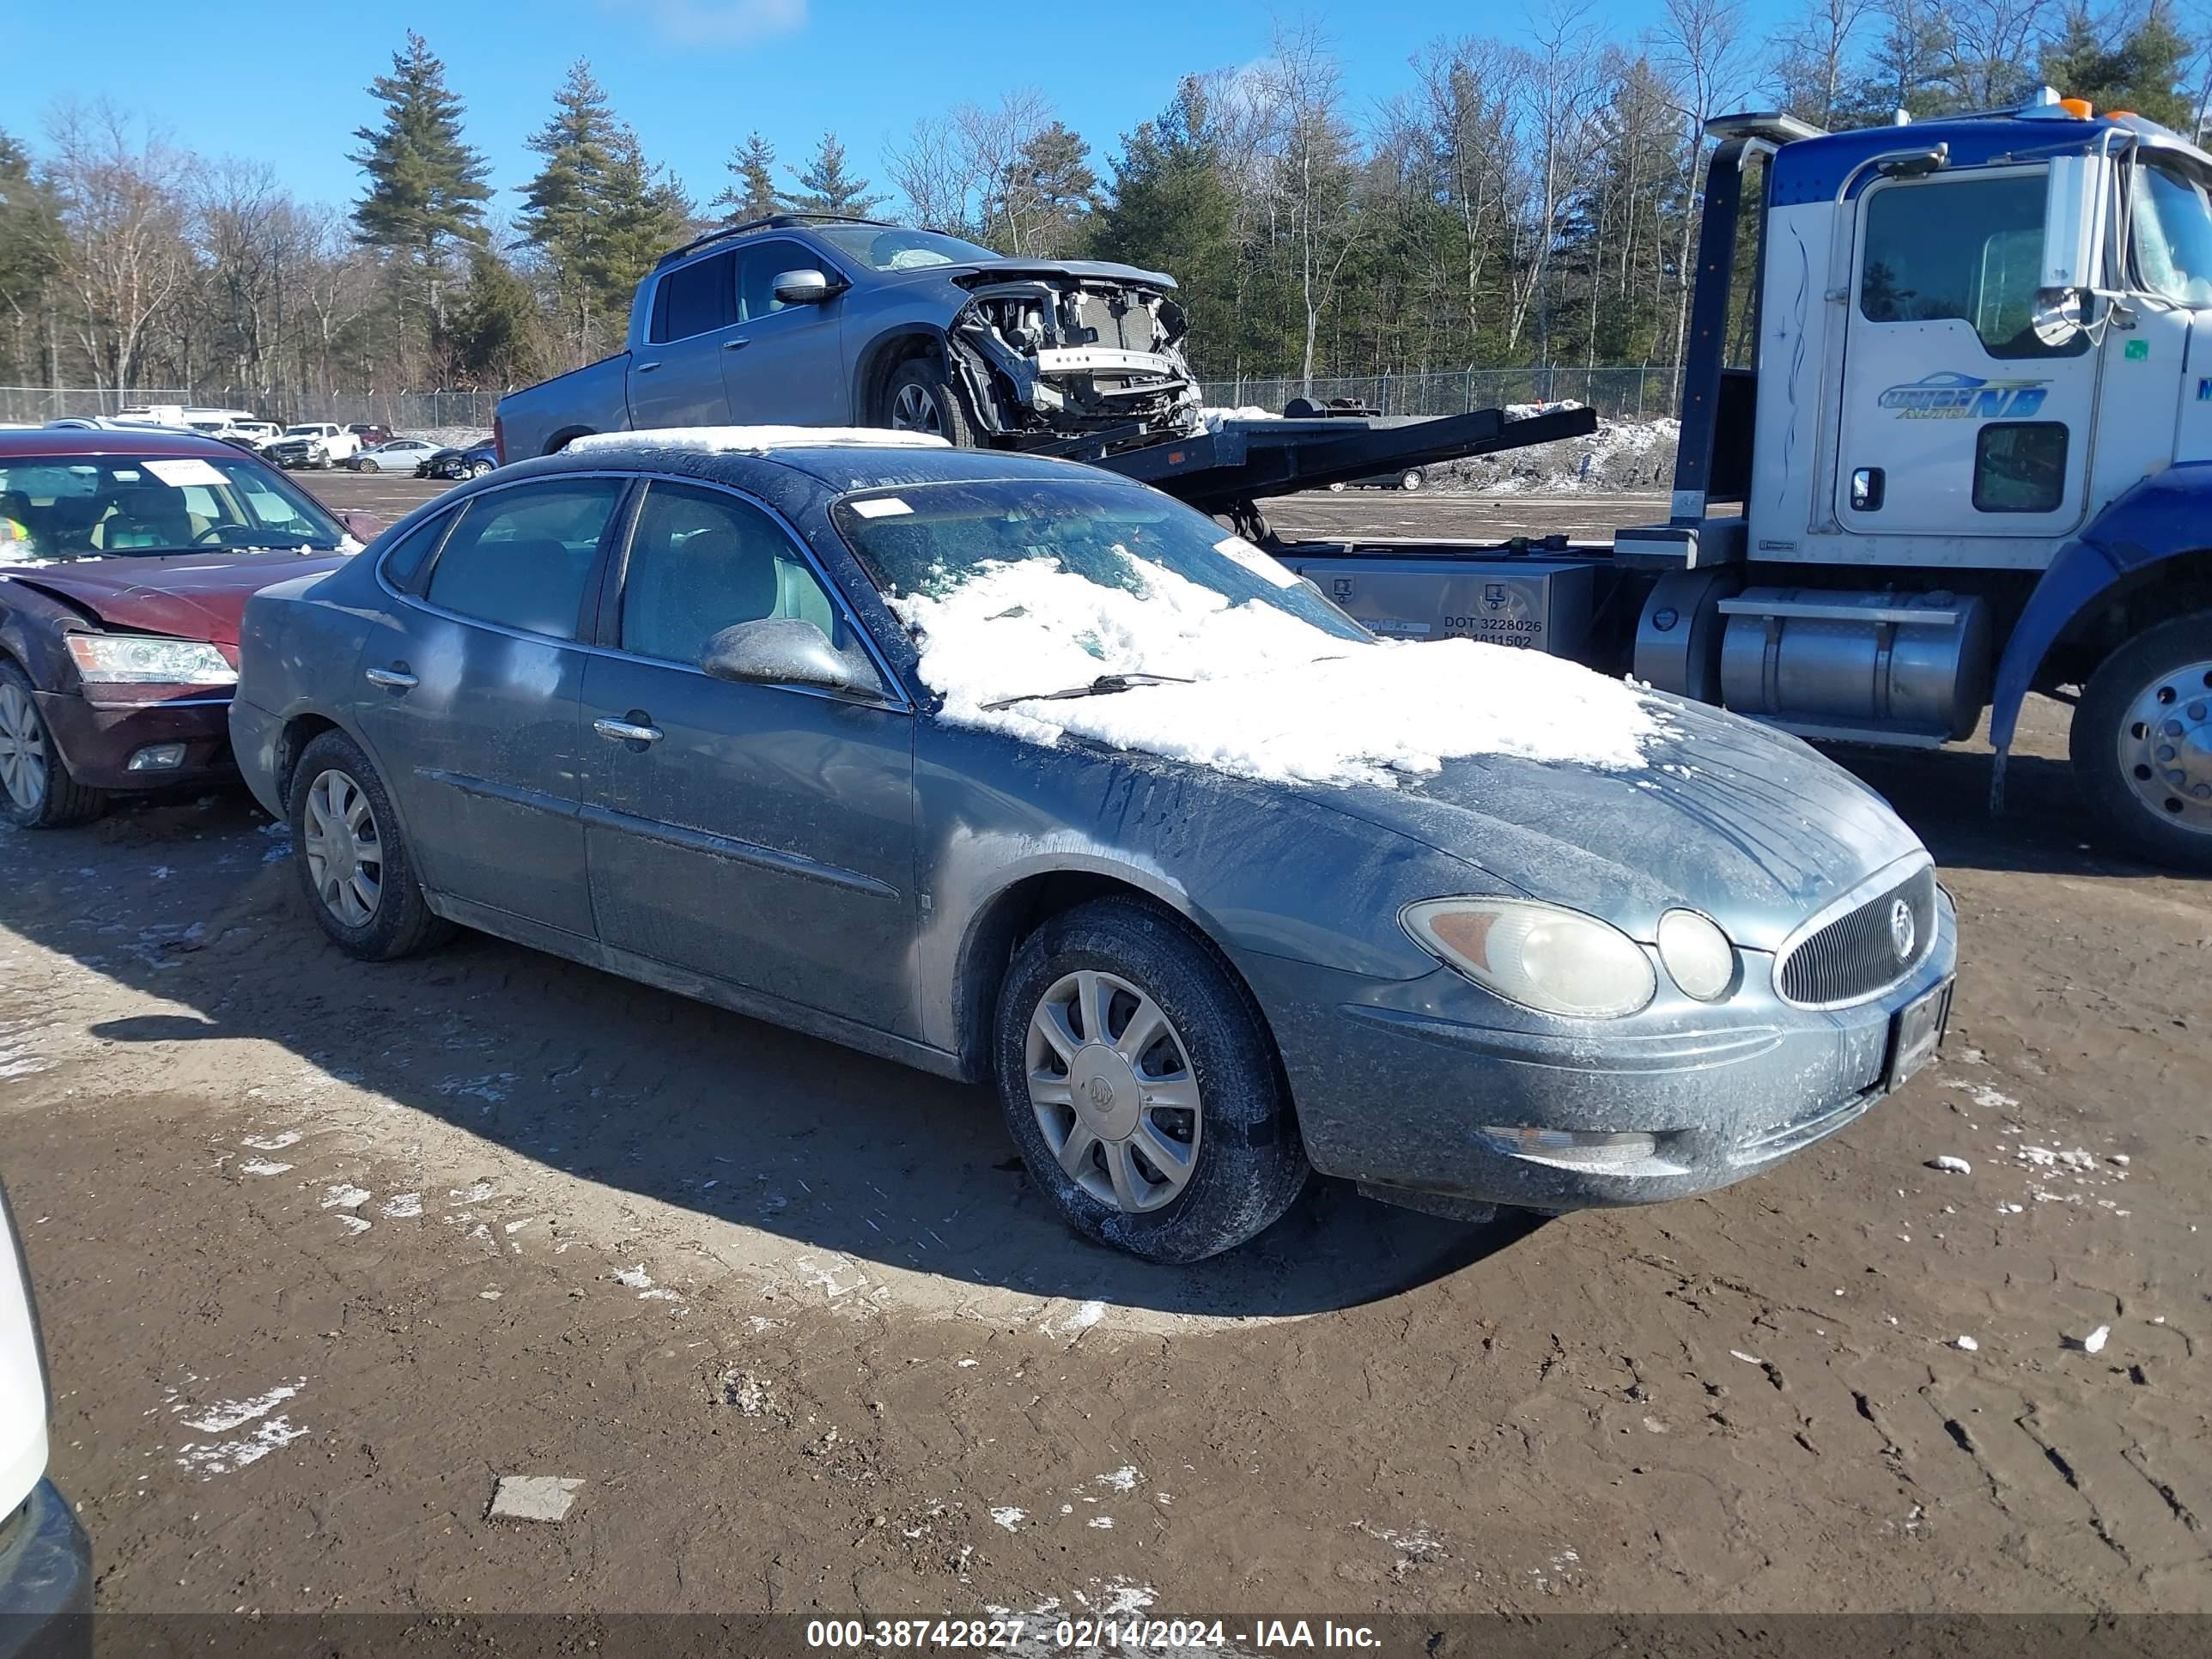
[594,715,664,744]
[364,665,417,690]
[634,360,661,374]
[723,337,751,351]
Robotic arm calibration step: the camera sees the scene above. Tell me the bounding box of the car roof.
[514,434,1122,497]
[0,428,249,461]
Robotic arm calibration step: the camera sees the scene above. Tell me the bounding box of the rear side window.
[379,510,453,590]
[424,480,624,639]
[652,252,735,343]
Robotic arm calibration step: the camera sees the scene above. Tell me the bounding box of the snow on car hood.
[887,554,1664,788]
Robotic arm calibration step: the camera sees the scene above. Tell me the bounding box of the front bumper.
[0,1480,92,1659]
[34,689,235,792]
[1249,887,1958,1212]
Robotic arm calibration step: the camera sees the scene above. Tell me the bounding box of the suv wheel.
[883,358,978,447]
[289,729,453,959]
[994,897,1310,1261]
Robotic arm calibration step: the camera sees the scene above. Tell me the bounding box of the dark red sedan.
[0,429,366,827]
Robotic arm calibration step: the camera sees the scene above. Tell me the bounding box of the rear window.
[652,252,735,342]
[423,480,623,638]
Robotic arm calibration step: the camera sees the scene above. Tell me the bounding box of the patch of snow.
[890,553,1660,787]
[236,1159,292,1176]
[1954,1334,1979,1352]
[1929,1155,1973,1175]
[1097,1466,1140,1492]
[320,1184,370,1210]
[179,1382,301,1435]
[335,1214,370,1236]
[1944,1079,2021,1111]
[241,1131,301,1152]
[569,426,949,457]
[1198,405,1279,431]
[2075,1324,2111,1354]
[379,1193,422,1219]
[1087,1516,1114,1528]
[989,1506,1027,1530]
[1729,1349,1763,1365]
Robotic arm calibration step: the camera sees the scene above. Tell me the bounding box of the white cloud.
[607,0,806,46]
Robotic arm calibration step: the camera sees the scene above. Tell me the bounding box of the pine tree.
[1093,82,1238,374]
[518,60,617,349]
[448,244,544,384]
[714,132,783,223]
[786,133,886,216]
[1001,122,1098,254]
[349,31,492,333]
[0,131,60,382]
[2041,1,2192,128]
[594,129,692,313]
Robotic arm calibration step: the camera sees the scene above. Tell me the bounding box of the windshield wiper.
[981,672,1194,711]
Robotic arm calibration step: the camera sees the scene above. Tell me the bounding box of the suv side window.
[424,479,624,639]
[618,482,850,666]
[733,239,817,324]
[651,251,736,343]
[1859,172,2087,358]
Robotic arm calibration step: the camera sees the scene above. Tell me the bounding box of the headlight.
[1656,908,1735,1000]
[66,634,236,685]
[1402,897,1656,1018]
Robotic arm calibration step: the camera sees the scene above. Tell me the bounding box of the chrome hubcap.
[2117,659,2212,838]
[890,383,945,435]
[302,768,384,927]
[1025,969,1201,1214]
[0,682,47,813]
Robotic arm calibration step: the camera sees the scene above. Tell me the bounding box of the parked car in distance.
[0,428,357,828]
[230,428,1955,1262]
[1327,467,1426,492]
[0,1178,90,1653]
[347,423,394,449]
[494,212,1200,462]
[415,443,497,480]
[265,423,360,469]
[351,438,439,473]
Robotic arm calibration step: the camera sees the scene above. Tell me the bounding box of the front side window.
[619,482,846,665]
[2131,155,2212,304]
[733,240,815,323]
[0,453,349,562]
[1860,173,2085,357]
[423,479,623,639]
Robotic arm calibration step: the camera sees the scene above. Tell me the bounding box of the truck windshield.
[2131,156,2212,304]
[810,225,1003,271]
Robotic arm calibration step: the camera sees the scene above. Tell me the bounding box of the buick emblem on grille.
[1889,897,1916,959]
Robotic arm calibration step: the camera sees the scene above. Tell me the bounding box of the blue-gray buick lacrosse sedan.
[231,431,1956,1261]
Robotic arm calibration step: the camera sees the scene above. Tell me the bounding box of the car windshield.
[810,224,1003,272]
[833,476,1368,692]
[2132,155,2212,304]
[0,453,350,562]
[283,427,320,438]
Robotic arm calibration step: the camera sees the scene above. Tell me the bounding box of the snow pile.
[1199,405,1281,431]
[888,550,1661,787]
[569,425,949,456]
[394,426,492,449]
[1435,416,1680,495]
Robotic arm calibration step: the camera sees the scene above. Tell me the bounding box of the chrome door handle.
[594,716,664,744]
[364,666,417,690]
[634,360,661,373]
[723,338,751,350]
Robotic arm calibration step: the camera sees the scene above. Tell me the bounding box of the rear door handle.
[594,715,664,744]
[723,338,751,351]
[364,665,417,690]
[635,360,661,373]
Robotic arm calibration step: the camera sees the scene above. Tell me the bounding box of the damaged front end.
[946,269,1199,447]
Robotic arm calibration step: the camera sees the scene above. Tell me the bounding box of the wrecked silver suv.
[494,216,1201,462]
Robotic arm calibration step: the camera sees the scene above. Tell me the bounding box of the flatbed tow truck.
[500,88,2212,871]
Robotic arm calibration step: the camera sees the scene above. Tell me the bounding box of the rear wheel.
[1398,468,1425,491]
[289,729,453,959]
[2071,611,2212,872]
[994,897,1310,1262]
[882,357,978,448]
[467,459,494,478]
[0,660,106,830]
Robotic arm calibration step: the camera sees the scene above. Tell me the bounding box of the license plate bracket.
[1886,977,1954,1091]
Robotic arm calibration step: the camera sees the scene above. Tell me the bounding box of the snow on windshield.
[888,550,1660,787]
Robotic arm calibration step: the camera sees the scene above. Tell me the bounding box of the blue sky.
[10,0,1746,219]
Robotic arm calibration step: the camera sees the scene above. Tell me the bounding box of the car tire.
[289,729,454,960]
[1399,468,1425,491]
[1328,481,1347,493]
[467,460,493,478]
[882,357,979,447]
[993,896,1310,1262]
[2070,610,2212,872]
[0,659,106,830]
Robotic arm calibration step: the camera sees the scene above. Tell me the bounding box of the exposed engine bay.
[947,274,1200,444]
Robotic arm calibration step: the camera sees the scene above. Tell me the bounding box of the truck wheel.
[0,660,106,830]
[2071,611,2212,872]
[882,358,977,448]
[994,896,1310,1262]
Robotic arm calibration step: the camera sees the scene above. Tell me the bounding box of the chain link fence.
[1195,366,1683,421]
[0,386,194,423]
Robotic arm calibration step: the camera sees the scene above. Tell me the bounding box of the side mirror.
[701,617,871,695]
[771,268,841,306]
[2030,286,2089,347]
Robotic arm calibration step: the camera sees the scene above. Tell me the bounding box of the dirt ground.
[1,479,2207,1629]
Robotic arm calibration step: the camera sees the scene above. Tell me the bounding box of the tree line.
[0,2,2202,416]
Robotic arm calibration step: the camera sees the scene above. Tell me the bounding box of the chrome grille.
[1777,862,1936,1007]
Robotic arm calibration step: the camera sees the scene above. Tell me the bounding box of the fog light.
[126,743,187,772]
[1479,1125,1658,1167]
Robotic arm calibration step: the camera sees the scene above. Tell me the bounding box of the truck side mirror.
[2037,154,2108,343]
[771,269,841,306]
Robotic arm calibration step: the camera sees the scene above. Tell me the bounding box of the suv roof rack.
[654,213,895,269]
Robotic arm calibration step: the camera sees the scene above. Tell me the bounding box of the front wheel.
[467,459,493,478]
[289,729,453,959]
[994,897,1310,1262]
[881,357,978,448]
[1398,468,1425,491]
[2071,611,2212,872]
[0,660,106,830]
